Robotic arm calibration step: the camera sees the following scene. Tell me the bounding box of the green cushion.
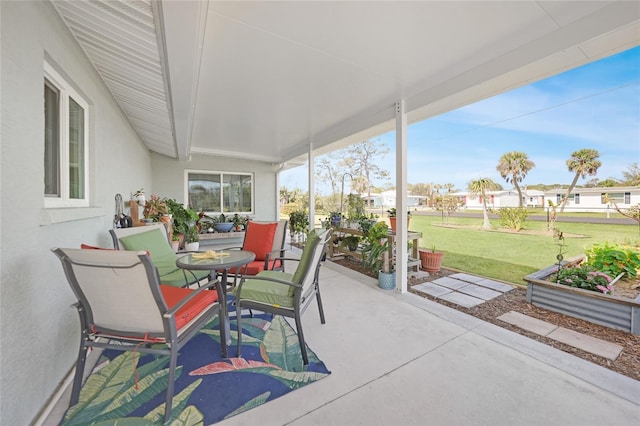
[119,229,206,286]
[235,270,295,309]
[119,229,176,264]
[291,229,321,286]
[161,268,210,287]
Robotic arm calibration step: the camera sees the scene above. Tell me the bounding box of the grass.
[410,215,639,286]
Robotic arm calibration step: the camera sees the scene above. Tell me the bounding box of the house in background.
[524,189,546,207]
[545,186,640,212]
[1,2,638,425]
[366,190,427,209]
[456,190,537,209]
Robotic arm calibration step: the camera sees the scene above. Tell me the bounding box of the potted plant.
[170,233,181,252]
[341,235,360,252]
[143,195,168,222]
[362,221,395,290]
[132,188,146,206]
[231,214,250,231]
[386,208,411,234]
[214,213,234,233]
[184,225,200,251]
[419,245,445,272]
[289,210,309,244]
[165,199,198,245]
[328,211,342,227]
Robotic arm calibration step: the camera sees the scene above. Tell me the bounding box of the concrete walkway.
[220,260,640,426]
[413,272,624,361]
[413,272,514,307]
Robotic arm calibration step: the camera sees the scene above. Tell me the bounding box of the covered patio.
[43,257,640,424]
[1,1,639,424]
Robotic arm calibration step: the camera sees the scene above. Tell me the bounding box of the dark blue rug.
[61,313,330,425]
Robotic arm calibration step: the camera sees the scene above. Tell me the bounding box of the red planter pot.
[389,217,410,234]
[419,249,444,272]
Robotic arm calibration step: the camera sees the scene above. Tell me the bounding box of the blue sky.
[282,46,639,194]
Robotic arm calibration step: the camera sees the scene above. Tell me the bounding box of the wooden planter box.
[524,259,640,335]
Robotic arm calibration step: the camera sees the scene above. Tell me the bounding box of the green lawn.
[410,215,638,286]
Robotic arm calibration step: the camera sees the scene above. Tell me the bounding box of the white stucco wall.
[1,2,152,424]
[151,153,279,221]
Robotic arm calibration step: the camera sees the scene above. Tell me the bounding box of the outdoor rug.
[60,314,331,425]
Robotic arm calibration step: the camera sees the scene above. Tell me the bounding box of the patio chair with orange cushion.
[227,220,288,282]
[52,247,227,424]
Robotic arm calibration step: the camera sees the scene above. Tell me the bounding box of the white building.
[365,191,427,208]
[457,189,545,209]
[457,187,639,212]
[545,186,640,212]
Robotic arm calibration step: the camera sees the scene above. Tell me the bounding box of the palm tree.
[467,177,499,229]
[496,151,535,207]
[560,149,602,212]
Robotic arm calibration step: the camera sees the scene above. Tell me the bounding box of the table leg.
[221,269,232,346]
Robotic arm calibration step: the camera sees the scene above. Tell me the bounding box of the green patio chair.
[234,228,332,365]
[51,247,227,424]
[110,224,209,287]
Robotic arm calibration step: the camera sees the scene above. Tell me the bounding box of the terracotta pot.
[419,249,444,272]
[389,217,410,233]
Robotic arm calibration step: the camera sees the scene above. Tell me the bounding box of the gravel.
[331,257,640,381]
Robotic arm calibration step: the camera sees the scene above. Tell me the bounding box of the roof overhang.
[53,1,640,165]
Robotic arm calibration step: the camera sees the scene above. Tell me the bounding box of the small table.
[176,250,255,345]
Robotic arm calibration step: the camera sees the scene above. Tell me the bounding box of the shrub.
[585,243,640,279]
[496,207,528,231]
[555,265,613,294]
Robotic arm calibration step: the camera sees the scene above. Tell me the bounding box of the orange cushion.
[160,285,218,329]
[243,222,277,261]
[228,260,266,276]
[81,243,152,257]
[80,244,114,250]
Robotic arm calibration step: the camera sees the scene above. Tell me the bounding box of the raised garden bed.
[524,257,640,335]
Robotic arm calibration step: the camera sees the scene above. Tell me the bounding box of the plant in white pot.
[132,188,145,206]
[184,225,200,252]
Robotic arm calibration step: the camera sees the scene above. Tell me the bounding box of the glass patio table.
[176,249,255,345]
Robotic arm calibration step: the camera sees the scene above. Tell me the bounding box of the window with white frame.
[44,62,89,207]
[187,171,253,214]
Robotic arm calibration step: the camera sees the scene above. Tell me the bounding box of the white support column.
[395,100,408,293]
[275,165,282,220]
[308,143,316,230]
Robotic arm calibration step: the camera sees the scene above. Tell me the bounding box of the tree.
[443,183,456,193]
[409,182,433,197]
[560,149,602,212]
[622,163,640,187]
[496,151,535,207]
[467,177,499,229]
[598,178,621,187]
[343,139,390,206]
[315,155,342,195]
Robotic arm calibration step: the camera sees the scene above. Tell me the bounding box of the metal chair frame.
[52,248,227,424]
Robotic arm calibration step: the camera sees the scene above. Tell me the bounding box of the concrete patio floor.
[43,256,640,425]
[220,260,640,426]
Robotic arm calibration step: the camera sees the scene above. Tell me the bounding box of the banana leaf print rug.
[61,314,331,425]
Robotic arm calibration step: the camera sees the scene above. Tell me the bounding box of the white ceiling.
[54,1,640,167]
